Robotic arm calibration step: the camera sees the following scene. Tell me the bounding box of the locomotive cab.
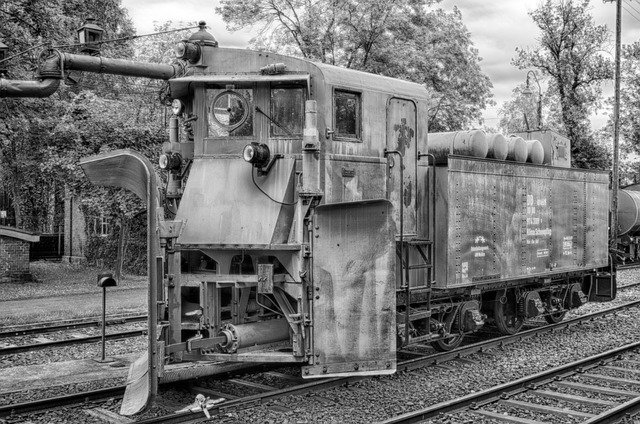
[155,33,439,381]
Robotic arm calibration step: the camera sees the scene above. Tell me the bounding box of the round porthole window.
[210,90,249,131]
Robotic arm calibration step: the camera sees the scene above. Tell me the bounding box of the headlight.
[242,143,270,168]
[174,41,200,62]
[159,153,182,171]
[171,99,184,116]
[159,154,169,169]
[173,42,187,58]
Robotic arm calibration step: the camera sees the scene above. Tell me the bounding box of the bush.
[84,213,147,275]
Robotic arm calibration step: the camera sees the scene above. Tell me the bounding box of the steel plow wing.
[79,149,161,415]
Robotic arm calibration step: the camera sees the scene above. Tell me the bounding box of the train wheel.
[431,334,464,352]
[493,291,524,335]
[544,311,566,324]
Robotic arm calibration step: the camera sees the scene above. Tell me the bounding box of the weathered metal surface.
[434,157,609,288]
[427,130,488,164]
[217,319,290,352]
[170,74,310,94]
[324,155,387,204]
[506,136,528,162]
[516,129,571,167]
[525,139,544,164]
[79,150,161,414]
[257,264,274,294]
[618,188,640,235]
[486,133,508,160]
[119,354,149,416]
[305,199,396,378]
[189,47,430,160]
[175,158,295,246]
[1,51,177,98]
[387,98,417,235]
[0,78,60,98]
[61,52,178,80]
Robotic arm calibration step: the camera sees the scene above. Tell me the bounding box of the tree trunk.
[115,214,128,283]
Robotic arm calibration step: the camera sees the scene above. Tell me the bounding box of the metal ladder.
[398,152,437,346]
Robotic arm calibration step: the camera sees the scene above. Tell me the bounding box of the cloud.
[121,0,628,129]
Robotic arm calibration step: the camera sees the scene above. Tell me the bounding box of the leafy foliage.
[0,3,189,271]
[498,79,564,135]
[598,42,640,184]
[216,0,493,130]
[512,0,612,169]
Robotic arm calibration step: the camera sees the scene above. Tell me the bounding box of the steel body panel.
[387,98,417,235]
[434,157,609,288]
[323,155,387,203]
[175,157,295,246]
[516,130,571,168]
[305,200,396,377]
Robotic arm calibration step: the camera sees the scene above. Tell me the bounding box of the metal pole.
[101,286,106,361]
[611,0,622,248]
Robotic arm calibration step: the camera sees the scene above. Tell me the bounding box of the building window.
[93,215,110,237]
[334,90,361,140]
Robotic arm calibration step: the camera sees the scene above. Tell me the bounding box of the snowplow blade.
[120,353,149,415]
[79,149,161,415]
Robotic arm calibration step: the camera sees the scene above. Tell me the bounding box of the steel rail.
[381,341,640,424]
[0,329,147,355]
[133,299,640,424]
[0,314,147,338]
[0,385,126,418]
[618,280,640,289]
[616,262,640,270]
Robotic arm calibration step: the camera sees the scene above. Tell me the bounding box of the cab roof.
[168,48,430,101]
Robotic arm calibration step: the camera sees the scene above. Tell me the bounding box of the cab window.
[270,87,304,136]
[334,90,361,140]
[207,88,254,137]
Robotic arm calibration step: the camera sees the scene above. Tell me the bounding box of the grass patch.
[0,261,148,302]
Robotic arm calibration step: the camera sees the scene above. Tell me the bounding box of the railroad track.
[3,293,640,422]
[5,297,635,424]
[382,341,640,424]
[0,329,147,355]
[0,313,147,338]
[0,314,148,355]
[133,298,640,424]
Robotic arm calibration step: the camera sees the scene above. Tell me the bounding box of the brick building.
[0,226,40,282]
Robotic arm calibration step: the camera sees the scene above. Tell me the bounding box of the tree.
[513,0,612,169]
[600,42,640,184]
[498,78,564,135]
[0,3,185,273]
[216,0,493,130]
[0,0,137,229]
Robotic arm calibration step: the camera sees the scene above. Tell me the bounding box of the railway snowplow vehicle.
[0,23,618,413]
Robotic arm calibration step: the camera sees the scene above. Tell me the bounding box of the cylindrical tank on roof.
[618,188,640,236]
[526,139,544,164]
[486,133,508,160]
[506,136,528,162]
[427,130,488,164]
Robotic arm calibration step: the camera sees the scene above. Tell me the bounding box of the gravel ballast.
[1,270,639,423]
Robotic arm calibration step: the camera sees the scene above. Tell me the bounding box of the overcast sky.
[120,0,640,130]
